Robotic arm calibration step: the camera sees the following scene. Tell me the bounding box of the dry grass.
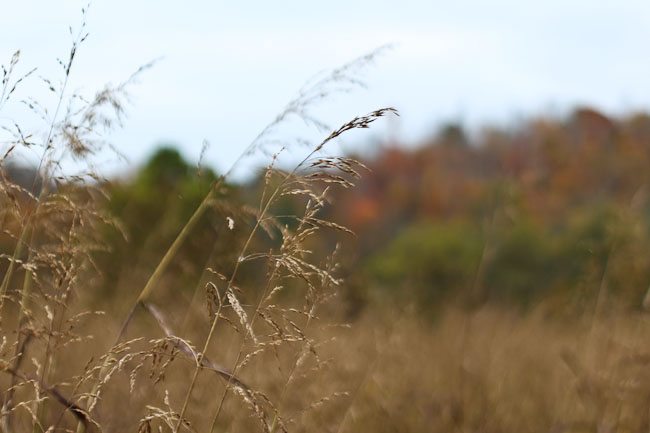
[321,306,650,433]
[6,8,650,433]
[0,9,396,433]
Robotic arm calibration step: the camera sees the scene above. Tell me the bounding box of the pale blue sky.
[3,1,650,177]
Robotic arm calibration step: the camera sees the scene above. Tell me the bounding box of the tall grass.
[8,8,650,433]
[0,9,395,433]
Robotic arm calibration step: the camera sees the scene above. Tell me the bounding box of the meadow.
[4,12,650,433]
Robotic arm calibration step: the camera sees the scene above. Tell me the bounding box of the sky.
[2,1,650,178]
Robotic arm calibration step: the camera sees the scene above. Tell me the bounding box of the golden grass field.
[21,303,650,433]
[4,10,650,433]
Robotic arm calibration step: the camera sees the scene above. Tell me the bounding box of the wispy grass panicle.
[1,6,396,432]
[0,7,155,433]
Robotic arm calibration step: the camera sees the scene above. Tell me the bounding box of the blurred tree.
[95,146,244,306]
[83,107,650,313]
[364,221,482,309]
[437,122,468,148]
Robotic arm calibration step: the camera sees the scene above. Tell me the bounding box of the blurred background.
[4,1,650,432]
